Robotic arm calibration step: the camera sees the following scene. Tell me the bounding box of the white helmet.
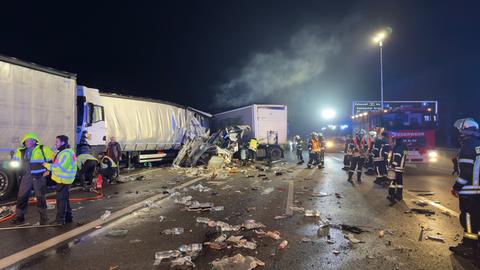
[454,118,479,131]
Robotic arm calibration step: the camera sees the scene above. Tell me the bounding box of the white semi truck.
[0,55,210,199]
[214,104,288,161]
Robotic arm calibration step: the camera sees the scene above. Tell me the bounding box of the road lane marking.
[404,191,459,217]
[330,156,343,162]
[0,175,206,269]
[285,180,294,216]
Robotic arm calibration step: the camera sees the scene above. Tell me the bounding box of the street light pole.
[379,41,384,110]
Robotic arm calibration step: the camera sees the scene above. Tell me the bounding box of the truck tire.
[269,146,283,161]
[0,170,15,200]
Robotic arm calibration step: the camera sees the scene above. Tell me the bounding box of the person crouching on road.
[76,143,98,190]
[11,133,54,225]
[386,138,407,205]
[43,135,77,225]
[99,153,119,183]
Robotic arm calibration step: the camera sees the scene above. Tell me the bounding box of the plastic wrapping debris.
[129,239,142,244]
[215,234,228,243]
[212,206,225,212]
[188,202,215,211]
[106,229,129,237]
[178,243,203,254]
[311,192,330,197]
[211,254,265,270]
[333,250,340,255]
[274,215,288,220]
[101,210,112,220]
[301,237,313,243]
[154,250,182,266]
[171,256,195,268]
[190,184,212,193]
[196,217,210,224]
[227,236,257,250]
[163,228,185,235]
[208,156,225,170]
[278,240,288,249]
[242,220,266,230]
[207,242,228,250]
[304,210,320,217]
[159,216,165,222]
[345,233,362,244]
[261,187,274,195]
[216,221,241,232]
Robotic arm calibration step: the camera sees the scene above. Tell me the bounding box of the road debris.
[171,256,195,268]
[413,200,429,207]
[274,215,288,220]
[339,224,367,234]
[379,230,385,238]
[408,208,435,216]
[129,239,142,244]
[265,231,281,240]
[333,250,340,255]
[153,250,181,266]
[304,210,320,217]
[101,210,112,220]
[317,223,330,237]
[311,192,330,197]
[345,233,362,244]
[426,235,445,242]
[278,240,288,249]
[301,237,313,243]
[211,254,265,270]
[418,226,425,241]
[190,184,212,193]
[261,187,274,195]
[162,227,185,235]
[242,220,266,230]
[289,206,305,213]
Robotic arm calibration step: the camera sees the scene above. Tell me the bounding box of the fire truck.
[351,106,438,163]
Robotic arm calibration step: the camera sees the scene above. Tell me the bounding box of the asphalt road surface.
[0,151,477,270]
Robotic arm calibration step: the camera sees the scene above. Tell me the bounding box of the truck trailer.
[214,104,287,161]
[0,55,210,199]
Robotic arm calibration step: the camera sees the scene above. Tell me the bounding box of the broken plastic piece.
[278,240,288,249]
[242,220,266,230]
[196,217,210,224]
[178,243,203,254]
[274,215,288,220]
[211,254,265,270]
[289,206,305,213]
[190,184,212,192]
[162,227,185,235]
[304,210,320,217]
[154,250,181,265]
[261,187,274,195]
[345,233,361,244]
[171,256,195,268]
[265,231,281,240]
[426,235,445,242]
[311,192,330,197]
[101,210,111,220]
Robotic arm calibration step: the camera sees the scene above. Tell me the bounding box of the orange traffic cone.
[96,175,103,191]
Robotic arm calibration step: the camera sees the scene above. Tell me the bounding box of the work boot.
[373,178,383,185]
[40,217,49,226]
[357,172,362,182]
[11,217,25,225]
[386,195,396,206]
[450,242,476,259]
[347,171,353,183]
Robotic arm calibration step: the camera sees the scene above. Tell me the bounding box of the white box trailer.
[214,104,287,160]
[0,55,77,198]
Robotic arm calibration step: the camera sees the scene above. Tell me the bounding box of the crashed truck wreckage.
[173,123,251,167]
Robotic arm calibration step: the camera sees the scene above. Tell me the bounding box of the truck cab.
[76,86,107,155]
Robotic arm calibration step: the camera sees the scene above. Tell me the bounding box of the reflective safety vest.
[77,153,98,170]
[310,139,321,153]
[44,149,77,184]
[249,139,258,151]
[13,145,54,177]
[101,156,118,169]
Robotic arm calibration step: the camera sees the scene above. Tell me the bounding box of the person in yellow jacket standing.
[248,137,258,162]
[43,135,77,225]
[11,133,54,225]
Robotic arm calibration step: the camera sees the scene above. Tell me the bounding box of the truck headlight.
[428,151,438,158]
[10,160,21,169]
[326,141,334,148]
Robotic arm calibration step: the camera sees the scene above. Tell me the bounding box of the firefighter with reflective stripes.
[387,138,407,204]
[366,131,377,175]
[343,135,354,170]
[307,132,321,169]
[373,132,391,186]
[449,118,480,261]
[11,132,54,225]
[347,129,367,183]
[43,135,77,225]
[294,135,305,164]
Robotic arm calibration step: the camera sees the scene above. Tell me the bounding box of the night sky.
[2,1,479,146]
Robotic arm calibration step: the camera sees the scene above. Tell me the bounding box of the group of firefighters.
[294,132,326,169]
[10,132,122,226]
[292,117,480,262]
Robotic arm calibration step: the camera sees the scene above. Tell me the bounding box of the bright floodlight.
[373,31,387,45]
[322,108,336,120]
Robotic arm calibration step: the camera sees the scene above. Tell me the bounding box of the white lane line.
[0,176,206,269]
[285,180,294,216]
[404,191,459,217]
[330,156,343,162]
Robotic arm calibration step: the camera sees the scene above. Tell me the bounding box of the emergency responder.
[43,135,77,225]
[373,132,390,186]
[248,137,258,162]
[386,138,407,205]
[294,135,304,164]
[76,144,98,190]
[318,133,326,168]
[11,133,54,225]
[449,118,480,261]
[343,135,354,170]
[366,131,377,175]
[99,153,119,183]
[307,132,321,168]
[347,129,367,183]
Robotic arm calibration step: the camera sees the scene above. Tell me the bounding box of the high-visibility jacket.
[390,144,407,173]
[453,135,480,196]
[44,148,77,184]
[249,139,258,151]
[12,132,54,177]
[309,138,321,153]
[100,156,118,169]
[77,153,98,170]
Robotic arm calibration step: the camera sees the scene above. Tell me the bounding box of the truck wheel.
[0,170,15,200]
[269,147,283,161]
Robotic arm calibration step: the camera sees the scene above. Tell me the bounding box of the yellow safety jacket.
[249,139,258,151]
[44,148,77,184]
[77,153,98,170]
[12,132,54,177]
